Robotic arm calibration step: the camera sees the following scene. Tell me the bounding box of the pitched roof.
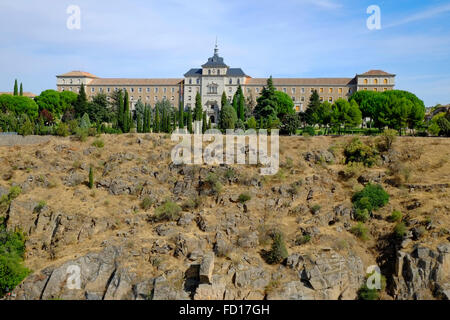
[201,53,228,68]
[359,70,395,76]
[184,68,202,77]
[245,78,356,86]
[89,78,183,86]
[57,71,99,78]
[0,92,37,98]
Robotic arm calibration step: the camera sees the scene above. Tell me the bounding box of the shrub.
[8,186,21,200]
[394,222,407,239]
[344,138,378,167]
[350,222,369,240]
[389,210,403,223]
[92,139,104,148]
[154,201,181,222]
[206,173,223,195]
[352,183,389,213]
[88,166,94,189]
[74,128,88,142]
[264,232,288,264]
[55,122,69,137]
[354,208,370,223]
[303,126,315,136]
[0,226,31,296]
[34,201,47,213]
[295,234,311,246]
[310,205,321,215]
[377,129,397,152]
[238,193,251,203]
[140,197,154,210]
[181,196,202,211]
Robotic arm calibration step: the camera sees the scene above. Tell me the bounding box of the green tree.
[221,91,228,108]
[274,91,295,119]
[254,76,278,121]
[280,113,300,135]
[264,232,288,264]
[194,92,203,121]
[0,94,39,119]
[153,106,160,133]
[88,94,111,124]
[74,83,89,118]
[19,83,23,96]
[13,79,18,96]
[304,90,320,125]
[34,90,63,117]
[123,90,130,133]
[80,113,91,129]
[315,101,332,132]
[247,116,257,130]
[202,111,207,133]
[178,102,184,129]
[219,104,238,130]
[331,99,362,132]
[237,85,245,121]
[186,107,193,133]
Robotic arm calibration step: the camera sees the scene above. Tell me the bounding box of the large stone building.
[56,45,395,124]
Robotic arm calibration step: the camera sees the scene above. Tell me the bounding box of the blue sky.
[1,0,449,106]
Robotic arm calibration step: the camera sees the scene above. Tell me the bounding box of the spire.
[214,37,218,56]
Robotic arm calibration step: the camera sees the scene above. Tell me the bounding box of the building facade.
[56,46,395,124]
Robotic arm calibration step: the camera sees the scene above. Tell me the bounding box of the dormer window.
[229,79,232,85]
[208,70,211,75]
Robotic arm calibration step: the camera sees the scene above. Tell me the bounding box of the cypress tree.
[13,79,18,96]
[146,106,152,133]
[232,92,238,114]
[123,90,130,132]
[194,92,203,121]
[75,83,89,118]
[238,85,245,121]
[221,91,228,108]
[19,83,23,96]
[202,112,207,133]
[153,106,160,133]
[178,102,184,129]
[117,90,124,131]
[187,107,193,133]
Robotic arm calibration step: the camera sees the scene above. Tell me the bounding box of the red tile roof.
[57,71,99,78]
[359,70,395,76]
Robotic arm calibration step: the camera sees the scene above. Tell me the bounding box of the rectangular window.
[256,88,259,93]
[155,96,158,101]
[107,88,111,93]
[171,88,175,93]
[301,88,305,93]
[338,88,343,94]
[301,96,305,102]
[292,88,296,94]
[163,88,167,93]
[138,88,142,93]
[329,97,333,102]
[320,88,324,93]
[283,88,287,93]
[320,97,324,102]
[146,88,150,93]
[91,88,95,93]
[155,88,159,93]
[291,96,295,101]
[131,88,134,93]
[329,88,333,93]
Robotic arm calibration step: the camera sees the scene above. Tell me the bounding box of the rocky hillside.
[0,134,449,300]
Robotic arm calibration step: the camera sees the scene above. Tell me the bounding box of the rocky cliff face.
[0,135,449,300]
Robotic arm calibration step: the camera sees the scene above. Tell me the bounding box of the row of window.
[363,78,389,85]
[363,87,389,92]
[90,87,177,94]
[188,78,242,85]
[246,87,352,95]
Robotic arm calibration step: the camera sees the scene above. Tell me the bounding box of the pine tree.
[194,92,203,121]
[19,83,23,96]
[221,91,228,108]
[202,112,207,133]
[305,89,320,125]
[13,79,18,96]
[187,107,193,133]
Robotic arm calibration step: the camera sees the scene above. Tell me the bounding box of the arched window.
[229,79,232,85]
[364,79,368,85]
[384,79,388,84]
[374,79,378,84]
